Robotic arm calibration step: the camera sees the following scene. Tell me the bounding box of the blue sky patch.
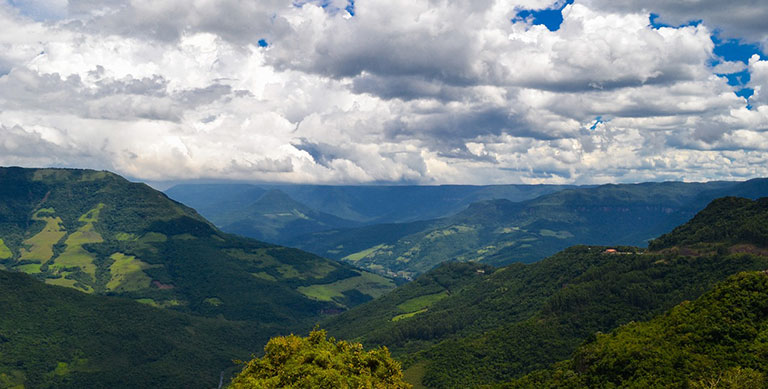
[346,0,355,16]
[513,0,574,32]
[710,37,764,105]
[712,37,764,64]
[590,116,604,130]
[648,13,702,29]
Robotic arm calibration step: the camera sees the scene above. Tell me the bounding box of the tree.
[230,329,411,389]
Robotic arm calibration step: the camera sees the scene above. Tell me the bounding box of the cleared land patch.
[15,263,42,274]
[107,253,156,292]
[297,272,395,305]
[51,205,105,279]
[392,309,428,322]
[397,292,449,313]
[0,238,12,259]
[342,244,391,262]
[45,275,93,293]
[19,209,67,263]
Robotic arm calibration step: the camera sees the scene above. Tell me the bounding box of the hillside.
[650,196,768,250]
[215,189,360,246]
[511,271,768,388]
[0,269,272,388]
[294,180,767,278]
[0,167,395,324]
[320,197,768,387]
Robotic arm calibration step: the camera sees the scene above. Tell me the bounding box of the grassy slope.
[322,196,768,388]
[0,270,274,388]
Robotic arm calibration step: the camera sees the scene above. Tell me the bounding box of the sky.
[0,0,767,185]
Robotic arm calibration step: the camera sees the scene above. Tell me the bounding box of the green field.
[298,272,395,304]
[342,244,391,262]
[45,275,93,293]
[396,292,448,313]
[19,209,67,263]
[15,263,42,274]
[107,253,155,292]
[0,238,11,259]
[51,205,105,278]
[392,308,428,322]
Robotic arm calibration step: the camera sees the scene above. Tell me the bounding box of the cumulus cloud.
[0,0,766,185]
[583,0,768,50]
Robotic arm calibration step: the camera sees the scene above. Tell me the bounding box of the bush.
[231,330,411,389]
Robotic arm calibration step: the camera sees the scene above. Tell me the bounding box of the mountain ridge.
[320,196,768,387]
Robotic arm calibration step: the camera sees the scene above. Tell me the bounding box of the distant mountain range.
[294,179,768,278]
[168,178,768,279]
[164,183,576,245]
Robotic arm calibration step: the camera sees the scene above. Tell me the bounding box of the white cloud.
[0,0,766,185]
[583,0,768,50]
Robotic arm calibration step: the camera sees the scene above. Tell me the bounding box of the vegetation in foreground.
[510,271,768,388]
[230,329,411,389]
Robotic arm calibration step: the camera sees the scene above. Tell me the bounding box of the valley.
[2,168,768,388]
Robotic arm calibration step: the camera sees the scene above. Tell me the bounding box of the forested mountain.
[511,271,768,388]
[180,188,361,246]
[0,270,272,388]
[0,167,400,388]
[321,196,768,388]
[293,180,768,278]
[0,167,394,321]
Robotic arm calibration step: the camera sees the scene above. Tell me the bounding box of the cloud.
[583,0,768,49]
[0,0,766,185]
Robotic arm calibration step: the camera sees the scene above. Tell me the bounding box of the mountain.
[271,184,579,223]
[293,180,768,278]
[164,183,578,246]
[320,196,768,388]
[650,196,768,250]
[214,189,361,245]
[0,269,273,388]
[162,183,268,217]
[512,271,768,388]
[0,167,395,324]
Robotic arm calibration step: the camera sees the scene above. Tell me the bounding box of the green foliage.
[510,272,768,388]
[0,167,397,387]
[650,197,768,250]
[323,195,768,388]
[0,269,273,388]
[230,330,411,389]
[0,238,11,259]
[0,167,394,324]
